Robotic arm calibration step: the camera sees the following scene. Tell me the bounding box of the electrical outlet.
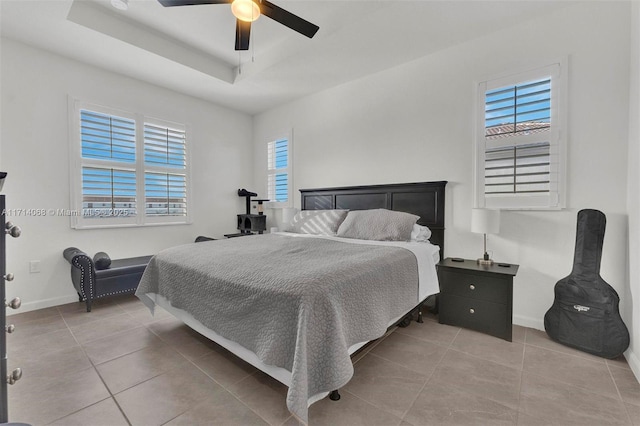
[29,260,41,273]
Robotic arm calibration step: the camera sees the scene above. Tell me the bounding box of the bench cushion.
[95,255,153,279]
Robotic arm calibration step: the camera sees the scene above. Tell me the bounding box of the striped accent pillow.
[286,210,349,235]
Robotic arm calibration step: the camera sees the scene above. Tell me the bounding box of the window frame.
[474,59,567,210]
[265,131,293,209]
[141,116,190,226]
[68,98,192,229]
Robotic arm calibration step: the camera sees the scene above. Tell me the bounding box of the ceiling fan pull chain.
[251,5,255,63]
[238,52,242,75]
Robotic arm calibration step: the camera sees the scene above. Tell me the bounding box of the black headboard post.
[299,181,447,260]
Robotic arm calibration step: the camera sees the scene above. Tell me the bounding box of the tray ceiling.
[1,0,575,114]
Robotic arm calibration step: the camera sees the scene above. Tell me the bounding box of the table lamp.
[471,208,500,266]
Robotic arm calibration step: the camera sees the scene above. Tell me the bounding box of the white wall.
[254,3,632,335]
[0,38,254,312]
[626,1,640,379]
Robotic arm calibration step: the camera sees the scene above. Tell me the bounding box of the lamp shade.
[471,208,500,235]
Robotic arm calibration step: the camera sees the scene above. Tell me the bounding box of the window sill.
[72,220,191,230]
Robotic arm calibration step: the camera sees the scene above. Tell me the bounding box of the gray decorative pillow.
[337,209,419,241]
[93,252,111,270]
[287,210,349,235]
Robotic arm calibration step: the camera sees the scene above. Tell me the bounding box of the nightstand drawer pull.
[469,284,475,290]
[469,308,475,314]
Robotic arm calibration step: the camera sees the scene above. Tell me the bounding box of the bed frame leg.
[398,315,412,327]
[329,390,341,401]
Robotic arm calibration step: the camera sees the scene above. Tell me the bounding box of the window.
[69,100,190,228]
[474,61,566,210]
[143,123,188,218]
[79,110,137,219]
[266,135,292,208]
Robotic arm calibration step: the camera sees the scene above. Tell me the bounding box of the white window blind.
[81,110,135,163]
[71,100,190,228]
[144,123,186,168]
[267,137,291,205]
[80,109,137,220]
[484,142,551,194]
[144,172,187,217]
[485,78,551,138]
[81,167,137,217]
[475,62,565,210]
[144,122,188,218]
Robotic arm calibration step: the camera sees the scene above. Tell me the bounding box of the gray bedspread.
[136,234,419,422]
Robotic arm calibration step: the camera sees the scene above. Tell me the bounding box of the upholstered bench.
[63,247,152,312]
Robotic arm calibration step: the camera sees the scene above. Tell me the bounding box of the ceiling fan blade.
[158,0,231,7]
[258,0,319,39]
[235,19,251,51]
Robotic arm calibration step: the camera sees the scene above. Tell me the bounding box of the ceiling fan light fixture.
[231,0,260,23]
[111,0,129,11]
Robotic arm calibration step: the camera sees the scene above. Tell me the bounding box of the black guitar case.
[544,209,629,359]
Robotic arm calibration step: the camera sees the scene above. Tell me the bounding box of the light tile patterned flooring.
[5,294,640,425]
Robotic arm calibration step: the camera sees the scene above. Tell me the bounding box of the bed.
[136,181,447,423]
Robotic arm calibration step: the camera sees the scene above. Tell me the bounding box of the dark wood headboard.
[299,181,447,259]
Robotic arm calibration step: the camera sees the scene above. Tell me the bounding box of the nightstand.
[437,258,519,341]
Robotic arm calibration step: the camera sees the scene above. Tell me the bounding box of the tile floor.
[5,294,640,426]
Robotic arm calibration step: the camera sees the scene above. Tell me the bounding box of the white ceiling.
[1,0,574,115]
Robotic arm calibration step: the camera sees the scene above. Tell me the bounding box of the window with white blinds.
[484,142,551,195]
[70,100,190,228]
[475,62,566,210]
[143,122,188,219]
[81,167,137,217]
[267,137,291,207]
[81,110,136,162]
[144,124,186,168]
[484,78,551,138]
[144,172,187,217]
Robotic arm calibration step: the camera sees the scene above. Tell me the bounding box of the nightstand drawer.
[439,294,509,339]
[438,269,510,304]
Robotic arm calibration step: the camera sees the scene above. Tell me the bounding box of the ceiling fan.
[158,0,320,51]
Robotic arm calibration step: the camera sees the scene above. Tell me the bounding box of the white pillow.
[336,209,419,241]
[410,224,432,242]
[286,210,349,235]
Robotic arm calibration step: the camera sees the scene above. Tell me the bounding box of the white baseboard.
[513,314,544,331]
[626,349,640,383]
[6,294,79,315]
